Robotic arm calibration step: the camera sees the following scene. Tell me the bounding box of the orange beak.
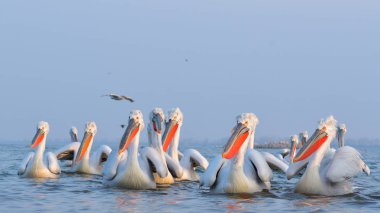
[162,119,179,152]
[118,119,140,155]
[74,132,94,163]
[31,129,45,148]
[293,128,328,162]
[222,123,250,159]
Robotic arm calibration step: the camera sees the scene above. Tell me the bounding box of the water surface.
[0,143,378,212]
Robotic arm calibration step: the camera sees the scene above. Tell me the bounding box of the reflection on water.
[293,196,333,208]
[0,143,379,212]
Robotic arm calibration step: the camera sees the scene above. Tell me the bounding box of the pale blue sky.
[0,1,379,143]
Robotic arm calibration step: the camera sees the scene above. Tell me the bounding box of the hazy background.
[1,1,379,144]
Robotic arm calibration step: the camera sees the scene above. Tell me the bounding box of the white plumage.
[18,121,61,178]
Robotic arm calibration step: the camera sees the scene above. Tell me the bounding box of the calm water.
[0,142,378,212]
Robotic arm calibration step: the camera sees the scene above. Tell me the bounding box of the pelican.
[102,93,134,102]
[162,108,208,181]
[299,131,308,146]
[200,113,273,193]
[67,122,112,175]
[337,124,346,147]
[277,132,307,163]
[54,128,81,167]
[18,121,61,178]
[57,126,80,167]
[147,108,183,184]
[285,135,299,163]
[276,135,299,164]
[102,110,168,189]
[70,127,79,142]
[287,116,370,196]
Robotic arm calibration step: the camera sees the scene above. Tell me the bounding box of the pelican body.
[201,113,273,193]
[103,110,168,189]
[69,122,111,175]
[54,127,81,167]
[147,108,184,184]
[287,116,370,196]
[162,108,208,181]
[18,121,61,178]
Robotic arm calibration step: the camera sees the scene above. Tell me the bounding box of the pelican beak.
[289,140,298,163]
[72,132,78,143]
[118,118,140,155]
[293,128,328,162]
[222,123,250,159]
[337,129,345,148]
[74,131,93,163]
[162,119,179,152]
[31,128,45,148]
[152,114,163,134]
[301,137,307,146]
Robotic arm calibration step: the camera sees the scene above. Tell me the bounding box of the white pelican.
[102,110,168,189]
[276,135,299,164]
[162,108,208,181]
[68,122,111,175]
[70,126,79,143]
[200,113,273,193]
[18,121,61,178]
[337,124,346,147]
[299,131,308,146]
[287,116,370,196]
[277,132,307,163]
[54,127,81,166]
[56,127,80,167]
[147,108,183,184]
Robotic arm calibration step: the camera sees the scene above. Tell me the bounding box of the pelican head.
[337,124,347,147]
[162,107,183,152]
[149,108,165,135]
[31,121,49,148]
[289,135,299,162]
[293,116,337,162]
[222,113,255,159]
[299,131,308,146]
[118,110,144,155]
[74,122,97,163]
[70,126,79,142]
[241,113,259,133]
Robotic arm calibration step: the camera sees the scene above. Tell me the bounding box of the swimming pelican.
[287,116,370,196]
[68,122,112,175]
[288,135,299,163]
[162,108,209,181]
[70,127,79,142]
[277,131,307,163]
[102,110,168,189]
[200,113,273,193]
[147,108,183,184]
[276,135,299,164]
[54,128,81,167]
[18,121,61,178]
[56,126,80,167]
[337,124,346,147]
[299,131,308,146]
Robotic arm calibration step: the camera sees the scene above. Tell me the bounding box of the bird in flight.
[101,93,134,102]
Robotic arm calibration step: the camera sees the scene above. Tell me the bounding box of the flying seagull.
[102,93,134,102]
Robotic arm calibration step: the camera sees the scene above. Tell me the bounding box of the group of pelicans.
[18,108,371,196]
